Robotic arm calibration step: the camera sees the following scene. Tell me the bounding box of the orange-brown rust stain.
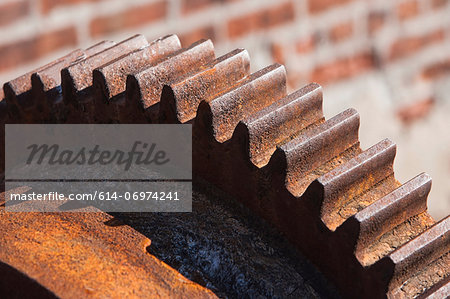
[336,175,398,224]
[357,212,434,267]
[389,252,449,298]
[292,144,362,197]
[0,196,217,298]
[326,174,399,231]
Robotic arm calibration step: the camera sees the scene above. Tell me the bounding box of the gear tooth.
[4,49,87,123]
[93,34,181,103]
[92,35,181,123]
[84,40,116,56]
[337,173,431,267]
[417,276,450,299]
[158,34,182,49]
[206,63,286,143]
[276,108,360,196]
[159,48,250,124]
[239,83,324,167]
[353,173,431,259]
[33,49,85,93]
[61,34,148,123]
[126,39,215,123]
[63,34,147,95]
[3,81,23,122]
[385,216,449,296]
[31,49,86,122]
[315,138,396,230]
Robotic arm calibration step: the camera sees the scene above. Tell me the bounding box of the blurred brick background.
[0,0,449,219]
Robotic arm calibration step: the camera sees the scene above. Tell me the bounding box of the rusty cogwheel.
[0,34,448,298]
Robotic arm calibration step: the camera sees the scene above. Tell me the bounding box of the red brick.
[228,2,295,39]
[397,98,434,125]
[286,70,306,90]
[40,0,102,14]
[422,60,450,79]
[271,42,285,64]
[181,0,240,14]
[0,0,30,27]
[0,27,77,72]
[179,25,216,47]
[431,0,448,9]
[389,30,444,60]
[308,0,353,14]
[396,0,419,20]
[329,21,353,42]
[90,1,168,37]
[368,11,386,34]
[295,36,315,54]
[310,52,375,84]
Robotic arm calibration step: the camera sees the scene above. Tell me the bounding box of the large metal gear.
[0,34,448,298]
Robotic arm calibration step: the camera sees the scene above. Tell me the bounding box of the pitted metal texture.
[0,34,448,299]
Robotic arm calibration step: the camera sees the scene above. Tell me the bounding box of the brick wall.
[0,0,449,219]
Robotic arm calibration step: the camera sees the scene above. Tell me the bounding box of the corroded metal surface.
[4,49,86,123]
[237,82,324,167]
[159,48,250,124]
[314,138,397,230]
[274,107,360,196]
[350,172,431,262]
[0,191,216,298]
[62,35,147,96]
[114,186,339,298]
[0,34,448,298]
[61,34,148,123]
[125,39,215,122]
[93,34,181,102]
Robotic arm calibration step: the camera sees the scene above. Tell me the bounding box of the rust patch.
[0,33,447,298]
[0,192,216,298]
